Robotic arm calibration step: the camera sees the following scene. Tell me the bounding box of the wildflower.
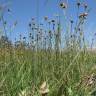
[32,18,34,21]
[59,2,67,9]
[48,21,51,27]
[70,20,74,24]
[39,81,49,96]
[34,27,38,30]
[40,28,43,31]
[29,33,32,36]
[70,35,73,38]
[31,36,34,39]
[77,2,81,7]
[8,8,11,12]
[4,21,7,25]
[40,23,43,26]
[32,23,35,26]
[84,3,88,10]
[23,37,26,39]
[44,16,48,21]
[29,23,31,27]
[49,30,51,33]
[51,19,55,23]
[78,28,81,31]
[79,13,88,18]
[14,21,18,26]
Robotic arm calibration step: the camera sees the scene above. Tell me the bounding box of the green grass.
[0,48,96,96]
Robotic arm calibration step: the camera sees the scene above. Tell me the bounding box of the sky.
[0,0,96,47]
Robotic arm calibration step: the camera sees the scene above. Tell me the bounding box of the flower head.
[32,18,35,21]
[14,21,18,27]
[59,2,67,9]
[51,19,55,23]
[77,2,81,7]
[70,20,74,24]
[29,23,31,27]
[8,8,11,12]
[23,37,26,39]
[44,16,48,21]
[4,21,7,25]
[79,12,88,18]
[84,3,88,9]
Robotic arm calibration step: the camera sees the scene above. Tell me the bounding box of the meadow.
[0,0,96,96]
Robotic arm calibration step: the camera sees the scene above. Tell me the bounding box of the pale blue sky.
[0,0,96,47]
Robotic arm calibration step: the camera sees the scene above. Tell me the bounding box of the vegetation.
[0,0,96,96]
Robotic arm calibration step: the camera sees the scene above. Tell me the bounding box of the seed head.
[8,8,11,12]
[4,21,7,25]
[14,21,18,26]
[77,2,80,7]
[49,30,51,33]
[29,23,31,27]
[71,35,73,38]
[48,21,51,24]
[51,19,55,23]
[84,3,88,9]
[44,16,48,21]
[79,13,88,18]
[23,37,26,39]
[29,33,32,36]
[78,28,81,31]
[70,20,74,24]
[59,2,67,9]
[32,18,35,21]
[40,23,43,26]
[32,23,35,26]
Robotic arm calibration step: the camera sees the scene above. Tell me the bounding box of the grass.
[0,48,96,96]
